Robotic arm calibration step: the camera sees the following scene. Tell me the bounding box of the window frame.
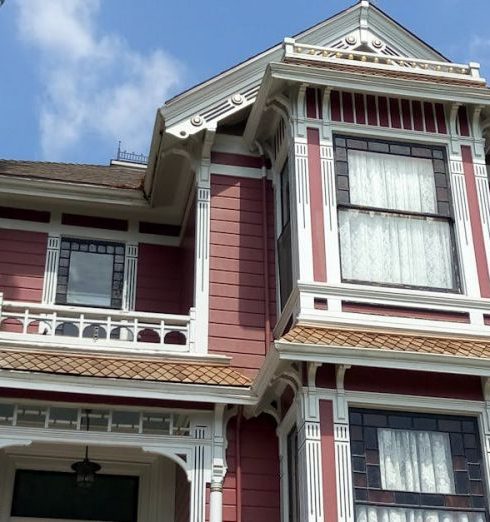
[349,408,488,520]
[55,237,126,309]
[334,135,462,294]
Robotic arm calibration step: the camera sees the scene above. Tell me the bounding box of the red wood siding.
[0,229,47,302]
[344,367,483,400]
[175,463,190,522]
[320,400,338,522]
[331,90,447,134]
[135,241,194,315]
[224,414,280,522]
[209,175,276,377]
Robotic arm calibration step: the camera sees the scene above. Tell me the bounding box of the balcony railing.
[0,297,194,354]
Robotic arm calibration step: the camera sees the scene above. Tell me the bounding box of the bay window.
[350,409,487,522]
[335,136,460,291]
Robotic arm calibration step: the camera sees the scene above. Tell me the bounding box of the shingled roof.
[0,348,251,387]
[281,325,490,359]
[0,159,146,190]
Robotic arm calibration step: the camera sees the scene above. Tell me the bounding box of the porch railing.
[0,296,194,353]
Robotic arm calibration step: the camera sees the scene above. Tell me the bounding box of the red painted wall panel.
[401,99,412,130]
[0,229,47,303]
[423,102,436,133]
[461,145,490,297]
[320,400,338,522]
[435,104,448,134]
[366,95,378,126]
[209,175,276,376]
[331,90,341,122]
[135,233,195,315]
[389,98,401,129]
[344,367,483,400]
[307,128,327,282]
[412,101,424,131]
[342,92,354,123]
[354,93,366,125]
[224,415,280,522]
[458,106,470,137]
[378,97,389,127]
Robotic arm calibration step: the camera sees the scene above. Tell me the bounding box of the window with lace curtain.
[334,136,460,292]
[350,409,488,522]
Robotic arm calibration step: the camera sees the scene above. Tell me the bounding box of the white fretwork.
[41,234,61,305]
[122,242,138,311]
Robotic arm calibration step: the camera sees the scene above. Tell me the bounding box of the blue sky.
[1,0,489,165]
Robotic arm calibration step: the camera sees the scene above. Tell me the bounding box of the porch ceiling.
[281,324,490,359]
[0,348,251,387]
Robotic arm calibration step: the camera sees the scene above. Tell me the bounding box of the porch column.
[209,482,223,522]
[209,405,226,522]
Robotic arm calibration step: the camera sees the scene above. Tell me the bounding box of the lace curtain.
[355,429,483,522]
[339,150,454,289]
[357,506,485,522]
[378,429,454,493]
[348,150,437,212]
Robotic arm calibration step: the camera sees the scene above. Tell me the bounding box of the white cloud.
[15,0,183,161]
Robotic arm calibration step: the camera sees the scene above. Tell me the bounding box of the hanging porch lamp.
[71,410,101,488]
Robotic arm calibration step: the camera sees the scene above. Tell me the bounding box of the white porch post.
[209,405,226,522]
[193,128,215,354]
[297,363,324,522]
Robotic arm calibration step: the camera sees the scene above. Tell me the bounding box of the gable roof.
[0,159,145,190]
[159,0,451,139]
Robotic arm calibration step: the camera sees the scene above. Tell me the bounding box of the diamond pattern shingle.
[0,349,251,387]
[282,325,490,359]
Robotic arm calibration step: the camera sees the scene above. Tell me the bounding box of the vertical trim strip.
[462,146,490,297]
[320,400,338,522]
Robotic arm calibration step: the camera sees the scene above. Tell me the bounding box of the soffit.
[0,348,251,387]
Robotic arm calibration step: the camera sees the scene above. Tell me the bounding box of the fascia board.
[269,62,490,105]
[0,370,257,405]
[275,340,490,378]
[0,176,148,208]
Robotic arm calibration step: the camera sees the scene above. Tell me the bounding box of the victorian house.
[1,1,490,522]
